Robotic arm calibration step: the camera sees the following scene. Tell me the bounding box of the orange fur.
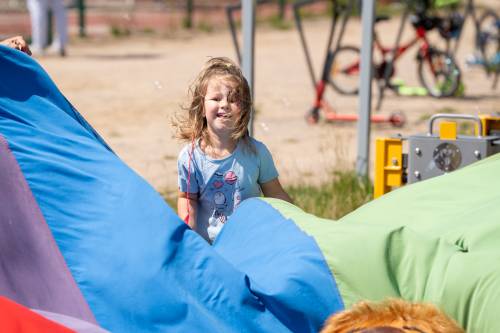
[320,299,465,333]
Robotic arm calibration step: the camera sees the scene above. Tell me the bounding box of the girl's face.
[203,76,242,138]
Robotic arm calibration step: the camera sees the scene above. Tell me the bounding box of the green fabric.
[434,0,460,8]
[398,86,428,96]
[264,153,500,333]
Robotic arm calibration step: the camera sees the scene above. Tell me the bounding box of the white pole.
[356,0,375,176]
[242,0,256,136]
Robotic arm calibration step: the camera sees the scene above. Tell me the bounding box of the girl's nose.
[219,97,229,108]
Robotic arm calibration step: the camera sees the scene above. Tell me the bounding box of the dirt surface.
[33,16,499,195]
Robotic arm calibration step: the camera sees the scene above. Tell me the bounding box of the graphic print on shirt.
[208,170,239,226]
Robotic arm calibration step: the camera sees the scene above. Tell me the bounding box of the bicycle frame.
[334,21,447,101]
[449,0,481,56]
[373,26,433,77]
[294,0,402,125]
[446,0,498,87]
[335,25,436,81]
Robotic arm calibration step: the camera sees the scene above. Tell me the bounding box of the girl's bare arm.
[177,192,198,229]
[260,178,293,204]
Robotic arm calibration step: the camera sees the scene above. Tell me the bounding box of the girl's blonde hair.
[173,57,254,151]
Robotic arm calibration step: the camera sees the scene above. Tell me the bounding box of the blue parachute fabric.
[0,45,342,332]
[214,198,344,332]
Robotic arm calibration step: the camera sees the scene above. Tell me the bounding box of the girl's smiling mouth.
[216,112,231,118]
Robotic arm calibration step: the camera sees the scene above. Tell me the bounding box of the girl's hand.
[261,178,293,204]
[1,36,32,56]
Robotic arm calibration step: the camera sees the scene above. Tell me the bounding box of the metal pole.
[333,0,352,51]
[278,0,286,21]
[185,0,194,28]
[293,0,317,87]
[356,0,375,177]
[226,5,241,63]
[242,0,256,137]
[376,3,409,110]
[47,10,53,47]
[77,0,86,37]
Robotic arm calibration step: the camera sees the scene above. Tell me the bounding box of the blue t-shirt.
[178,137,278,242]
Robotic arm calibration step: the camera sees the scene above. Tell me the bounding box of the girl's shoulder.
[178,142,197,161]
[178,143,190,157]
[249,136,267,150]
[243,137,271,157]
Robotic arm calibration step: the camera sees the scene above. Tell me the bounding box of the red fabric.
[0,296,75,333]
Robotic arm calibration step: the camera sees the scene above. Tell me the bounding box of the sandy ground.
[34,16,499,195]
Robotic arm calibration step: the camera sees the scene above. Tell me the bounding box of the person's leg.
[27,0,49,53]
[48,0,68,55]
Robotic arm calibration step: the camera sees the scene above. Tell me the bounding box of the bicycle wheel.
[418,48,461,98]
[328,46,361,95]
[477,10,500,73]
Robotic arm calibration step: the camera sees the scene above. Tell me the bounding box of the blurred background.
[1,0,498,218]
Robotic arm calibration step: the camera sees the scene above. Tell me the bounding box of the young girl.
[174,57,292,243]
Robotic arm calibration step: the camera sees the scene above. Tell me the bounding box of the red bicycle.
[329,13,462,98]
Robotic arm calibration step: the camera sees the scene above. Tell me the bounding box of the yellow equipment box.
[374,114,500,198]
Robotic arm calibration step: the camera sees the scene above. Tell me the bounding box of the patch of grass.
[140,27,156,35]
[197,21,214,33]
[285,170,373,220]
[335,0,360,16]
[454,81,465,97]
[268,15,293,30]
[182,17,192,29]
[298,7,329,20]
[375,2,405,18]
[110,25,131,37]
[296,1,403,19]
